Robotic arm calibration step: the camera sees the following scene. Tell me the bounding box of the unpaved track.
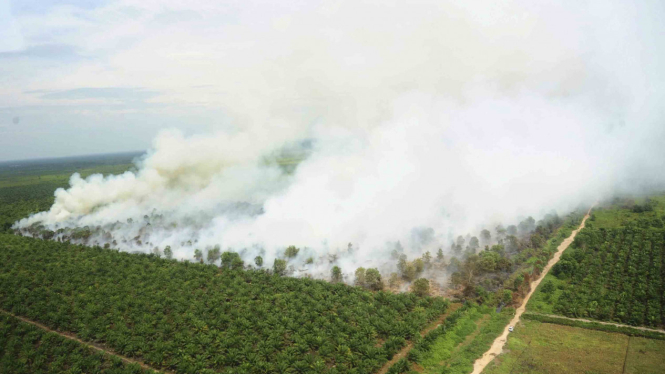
[376,303,462,374]
[0,308,170,373]
[526,312,665,335]
[470,208,592,374]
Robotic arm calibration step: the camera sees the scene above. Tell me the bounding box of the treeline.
[0,233,449,374]
[394,212,582,305]
[0,313,154,374]
[376,212,580,303]
[0,182,62,233]
[550,224,665,328]
[0,160,133,234]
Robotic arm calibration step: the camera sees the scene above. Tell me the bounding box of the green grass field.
[526,273,566,315]
[586,195,665,230]
[483,320,665,374]
[624,337,665,374]
[383,304,514,374]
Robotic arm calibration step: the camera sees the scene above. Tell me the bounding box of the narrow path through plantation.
[525,312,665,335]
[470,207,593,374]
[0,308,170,373]
[375,303,462,374]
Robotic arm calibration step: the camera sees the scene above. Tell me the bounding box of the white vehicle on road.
[508,326,514,332]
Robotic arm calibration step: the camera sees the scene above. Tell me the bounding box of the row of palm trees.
[552,226,665,327]
[0,233,449,374]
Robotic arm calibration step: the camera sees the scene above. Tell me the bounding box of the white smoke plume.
[16,0,665,280]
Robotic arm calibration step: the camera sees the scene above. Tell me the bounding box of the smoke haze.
[15,0,665,278]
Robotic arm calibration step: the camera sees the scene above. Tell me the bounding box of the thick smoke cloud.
[16,1,665,279]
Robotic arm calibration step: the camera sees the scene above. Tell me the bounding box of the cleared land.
[624,337,665,374]
[482,319,665,374]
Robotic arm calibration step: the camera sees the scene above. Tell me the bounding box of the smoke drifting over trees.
[14,1,665,280]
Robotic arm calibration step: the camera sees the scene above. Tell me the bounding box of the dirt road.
[526,312,665,335]
[0,308,169,373]
[469,208,592,374]
[376,303,463,374]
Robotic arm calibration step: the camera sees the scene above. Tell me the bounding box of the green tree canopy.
[355,267,366,287]
[436,248,444,262]
[284,245,300,258]
[480,229,491,244]
[412,278,430,297]
[365,268,383,291]
[163,246,173,259]
[273,258,287,276]
[331,266,342,283]
[221,251,244,269]
[207,246,221,264]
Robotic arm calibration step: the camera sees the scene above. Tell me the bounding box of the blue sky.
[0,0,257,160]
